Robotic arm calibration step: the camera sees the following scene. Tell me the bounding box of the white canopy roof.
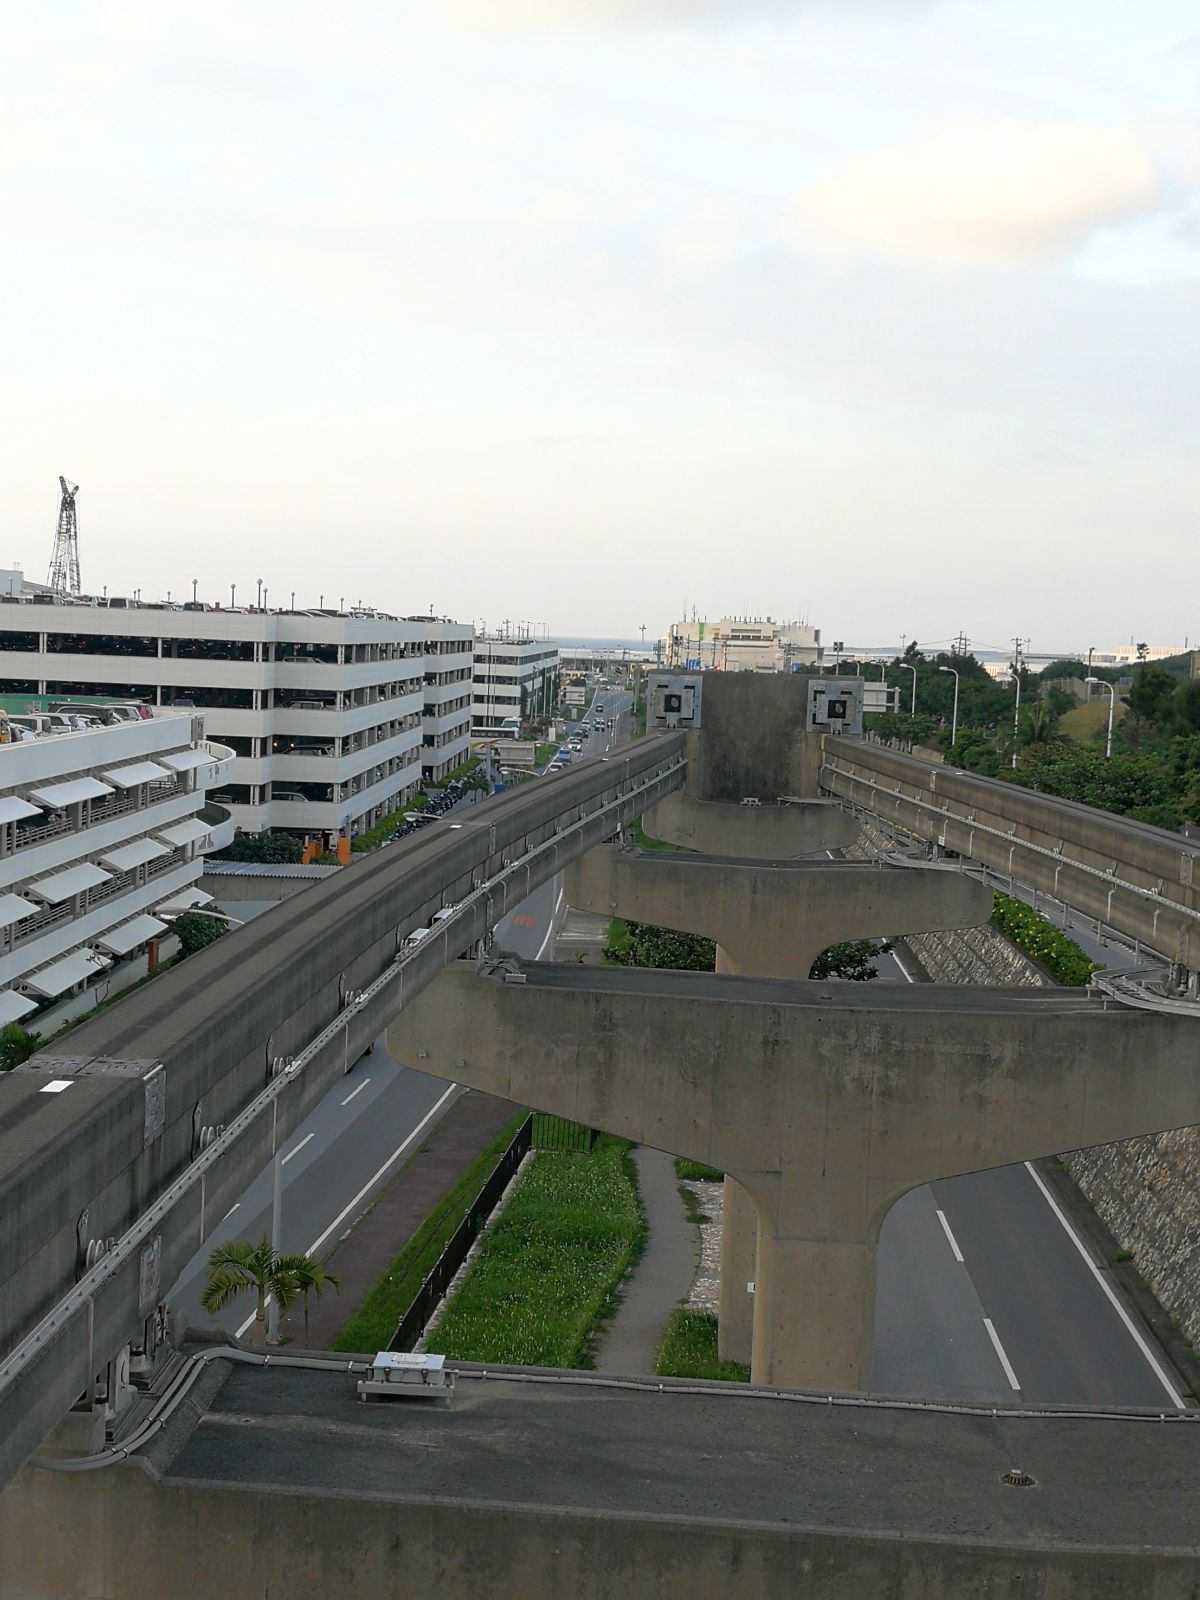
[0,893,40,929]
[0,795,43,825]
[29,861,111,904]
[28,776,114,808]
[100,836,171,873]
[0,989,38,1024]
[24,947,109,998]
[156,887,213,913]
[96,913,167,956]
[158,817,211,848]
[160,748,216,773]
[102,760,172,789]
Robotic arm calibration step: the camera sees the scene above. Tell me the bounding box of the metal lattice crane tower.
[47,476,81,598]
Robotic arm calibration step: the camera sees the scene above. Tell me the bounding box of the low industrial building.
[0,712,234,1032]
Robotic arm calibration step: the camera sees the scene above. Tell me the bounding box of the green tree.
[606,921,716,971]
[201,1237,314,1345]
[0,1023,39,1072]
[214,831,304,864]
[1127,665,1175,727]
[1163,680,1200,738]
[808,940,892,981]
[288,1256,341,1345]
[175,912,228,959]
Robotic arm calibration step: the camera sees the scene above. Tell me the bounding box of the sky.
[3,0,1199,652]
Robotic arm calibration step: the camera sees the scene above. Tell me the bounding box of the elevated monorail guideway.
[0,734,685,1489]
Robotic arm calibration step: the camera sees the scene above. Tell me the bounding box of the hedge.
[991,892,1099,986]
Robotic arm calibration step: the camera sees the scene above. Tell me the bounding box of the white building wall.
[471,636,559,736]
[0,606,475,842]
[0,713,232,1025]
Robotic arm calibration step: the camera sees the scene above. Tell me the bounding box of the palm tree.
[281,1254,340,1345]
[201,1237,307,1346]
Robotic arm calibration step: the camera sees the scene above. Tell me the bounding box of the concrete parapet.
[389,963,1200,1389]
[641,791,859,857]
[566,846,994,980]
[6,1359,1200,1599]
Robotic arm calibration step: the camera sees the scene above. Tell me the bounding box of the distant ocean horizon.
[556,635,652,652]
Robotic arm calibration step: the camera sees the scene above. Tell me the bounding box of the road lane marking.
[281,1132,315,1165]
[306,1084,459,1258]
[983,1318,1021,1390]
[1023,1160,1185,1409]
[935,1208,964,1262]
[222,1203,240,1221]
[535,885,565,959]
[891,946,916,983]
[235,1084,460,1338]
[341,1079,371,1106]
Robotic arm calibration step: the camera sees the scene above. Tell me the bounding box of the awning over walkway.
[24,948,109,998]
[0,989,38,1024]
[102,760,172,789]
[100,837,170,873]
[96,914,167,956]
[0,893,40,928]
[0,795,43,825]
[157,817,211,848]
[28,776,114,807]
[28,861,111,904]
[160,748,216,773]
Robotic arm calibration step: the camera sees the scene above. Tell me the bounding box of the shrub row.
[427,1135,644,1369]
[990,892,1099,986]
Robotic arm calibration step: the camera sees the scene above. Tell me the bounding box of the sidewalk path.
[593,1146,698,1377]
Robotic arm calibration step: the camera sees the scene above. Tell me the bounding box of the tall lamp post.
[1086,676,1115,758]
[1011,649,1024,770]
[938,665,960,747]
[900,661,917,715]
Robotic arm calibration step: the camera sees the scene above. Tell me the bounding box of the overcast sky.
[3,1,1199,651]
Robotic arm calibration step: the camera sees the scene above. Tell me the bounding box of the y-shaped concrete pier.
[565,844,994,1362]
[390,963,1200,1390]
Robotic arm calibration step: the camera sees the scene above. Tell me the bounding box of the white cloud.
[794,121,1166,263]
[451,0,765,26]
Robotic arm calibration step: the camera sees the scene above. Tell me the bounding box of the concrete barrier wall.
[822,739,1200,967]
[3,1464,1199,1600]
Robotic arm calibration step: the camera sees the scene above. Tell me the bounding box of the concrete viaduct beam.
[565,847,993,980]
[389,963,1200,1391]
[640,792,858,858]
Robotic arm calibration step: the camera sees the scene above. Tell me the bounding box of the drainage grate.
[1001,1469,1036,1487]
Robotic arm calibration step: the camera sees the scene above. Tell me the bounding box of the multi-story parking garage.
[0,605,473,846]
[0,711,234,1032]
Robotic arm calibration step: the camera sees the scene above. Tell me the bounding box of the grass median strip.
[427,1135,644,1368]
[656,1309,749,1383]
[331,1113,526,1354]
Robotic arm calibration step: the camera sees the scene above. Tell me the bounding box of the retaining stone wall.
[847,817,1200,1351]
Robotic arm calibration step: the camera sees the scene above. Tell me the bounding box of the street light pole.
[901,661,917,715]
[1011,643,1024,769]
[1086,676,1115,758]
[938,665,960,746]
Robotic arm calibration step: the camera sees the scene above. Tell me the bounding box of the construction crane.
[47,476,81,599]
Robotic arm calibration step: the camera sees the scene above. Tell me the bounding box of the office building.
[471,632,559,736]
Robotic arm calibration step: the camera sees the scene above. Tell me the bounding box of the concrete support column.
[717,1178,757,1366]
[750,1222,880,1391]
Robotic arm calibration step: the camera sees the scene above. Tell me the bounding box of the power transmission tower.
[47,477,81,598]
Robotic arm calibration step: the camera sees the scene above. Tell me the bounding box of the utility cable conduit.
[0,752,687,1471]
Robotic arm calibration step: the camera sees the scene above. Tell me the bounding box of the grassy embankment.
[332,1112,526,1353]
[426,1135,644,1368]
